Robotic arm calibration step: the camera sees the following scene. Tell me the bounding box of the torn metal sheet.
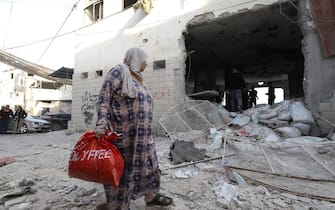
[234,169,335,202]
[224,140,335,201]
[159,100,232,141]
[225,140,335,180]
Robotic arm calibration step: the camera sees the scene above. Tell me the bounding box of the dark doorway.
[184,1,304,109]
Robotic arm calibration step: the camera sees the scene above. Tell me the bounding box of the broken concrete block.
[169,140,206,164]
[216,198,229,209]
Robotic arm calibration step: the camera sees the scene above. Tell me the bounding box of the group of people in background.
[0,105,27,134]
[225,68,275,112]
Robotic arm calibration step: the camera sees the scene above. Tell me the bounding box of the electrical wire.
[5,0,335,52]
[2,0,14,48]
[5,1,253,50]
[36,0,80,62]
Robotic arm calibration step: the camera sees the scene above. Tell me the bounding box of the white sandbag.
[242,107,257,116]
[256,104,271,112]
[271,100,290,113]
[258,111,278,120]
[250,111,259,124]
[264,132,281,142]
[243,109,259,124]
[277,111,291,121]
[289,101,314,124]
[263,127,281,142]
[232,114,250,127]
[275,126,302,138]
[249,124,265,140]
[285,136,325,143]
[293,123,311,136]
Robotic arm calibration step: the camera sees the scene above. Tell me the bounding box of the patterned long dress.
[96,66,161,210]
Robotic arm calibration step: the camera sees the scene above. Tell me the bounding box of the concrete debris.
[64,184,78,194]
[212,181,238,202]
[2,99,335,209]
[159,100,335,206]
[0,186,36,205]
[169,140,206,164]
[173,168,199,179]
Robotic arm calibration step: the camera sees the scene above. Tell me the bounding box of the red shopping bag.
[68,130,124,187]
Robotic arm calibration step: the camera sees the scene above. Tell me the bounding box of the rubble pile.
[1,100,335,209]
[233,100,320,142]
[157,99,335,209]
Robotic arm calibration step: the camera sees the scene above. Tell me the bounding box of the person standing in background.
[267,81,275,105]
[248,86,258,107]
[226,68,245,112]
[0,106,6,134]
[14,105,27,133]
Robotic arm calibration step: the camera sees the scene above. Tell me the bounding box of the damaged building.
[71,0,335,134]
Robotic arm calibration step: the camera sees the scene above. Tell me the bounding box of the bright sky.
[0,0,79,70]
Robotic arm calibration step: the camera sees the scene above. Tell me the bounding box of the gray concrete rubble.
[1,99,335,209]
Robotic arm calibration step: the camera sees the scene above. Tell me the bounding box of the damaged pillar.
[298,0,335,113]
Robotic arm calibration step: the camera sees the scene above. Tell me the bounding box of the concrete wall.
[299,0,335,113]
[71,0,308,134]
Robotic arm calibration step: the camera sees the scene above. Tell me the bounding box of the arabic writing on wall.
[81,91,99,126]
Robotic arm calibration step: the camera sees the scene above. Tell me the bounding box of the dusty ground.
[1,131,335,210]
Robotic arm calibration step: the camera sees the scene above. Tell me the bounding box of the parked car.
[39,113,71,131]
[7,115,51,133]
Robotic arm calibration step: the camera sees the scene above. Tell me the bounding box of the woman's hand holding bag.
[68,130,124,187]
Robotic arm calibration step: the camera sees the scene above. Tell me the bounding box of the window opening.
[153,60,166,70]
[95,70,103,77]
[85,0,103,22]
[81,72,88,79]
[124,0,137,9]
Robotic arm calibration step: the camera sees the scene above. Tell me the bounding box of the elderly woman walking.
[95,47,172,210]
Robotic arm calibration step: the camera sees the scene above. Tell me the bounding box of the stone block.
[317,120,332,135]
[319,103,332,112]
[321,112,335,121]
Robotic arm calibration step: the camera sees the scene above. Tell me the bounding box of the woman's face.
[139,60,147,72]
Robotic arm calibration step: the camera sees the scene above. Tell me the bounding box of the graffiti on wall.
[80,88,171,126]
[81,91,99,126]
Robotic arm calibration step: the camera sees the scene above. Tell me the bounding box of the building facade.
[0,70,72,115]
[71,0,335,134]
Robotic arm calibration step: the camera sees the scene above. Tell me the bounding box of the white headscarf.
[120,47,148,98]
